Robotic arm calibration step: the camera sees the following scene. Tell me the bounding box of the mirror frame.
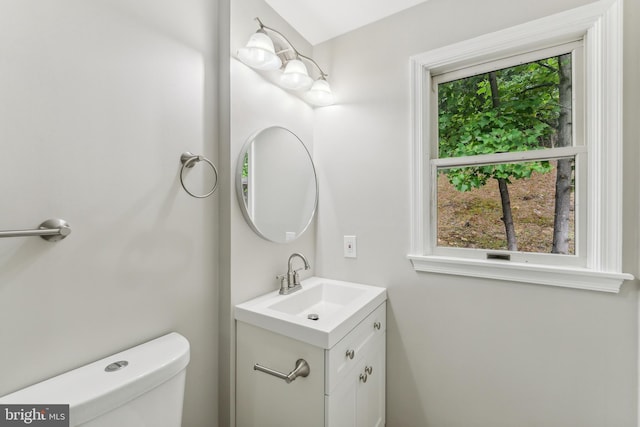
[235,126,318,243]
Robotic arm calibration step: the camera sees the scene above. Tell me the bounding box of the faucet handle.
[292,270,301,286]
[276,274,287,285]
[276,274,289,294]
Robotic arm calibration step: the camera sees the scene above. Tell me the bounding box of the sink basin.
[235,277,386,348]
[268,282,368,317]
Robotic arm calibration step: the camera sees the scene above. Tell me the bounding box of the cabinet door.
[355,335,385,427]
[325,375,357,427]
[327,334,385,427]
[326,303,386,394]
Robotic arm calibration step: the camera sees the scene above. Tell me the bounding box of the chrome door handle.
[359,372,368,383]
[365,366,373,375]
[346,349,355,359]
[373,322,381,330]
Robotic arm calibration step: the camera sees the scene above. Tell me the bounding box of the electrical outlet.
[344,235,357,258]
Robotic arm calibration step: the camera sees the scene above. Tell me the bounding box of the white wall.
[313,0,639,426]
[221,0,317,425]
[0,1,219,425]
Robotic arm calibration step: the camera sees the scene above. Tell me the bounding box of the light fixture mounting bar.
[254,17,328,79]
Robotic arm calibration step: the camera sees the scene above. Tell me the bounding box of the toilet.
[0,332,190,426]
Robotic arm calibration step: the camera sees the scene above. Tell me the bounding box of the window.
[433,44,585,265]
[408,0,633,292]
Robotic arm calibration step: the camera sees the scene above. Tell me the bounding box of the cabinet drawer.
[325,302,386,393]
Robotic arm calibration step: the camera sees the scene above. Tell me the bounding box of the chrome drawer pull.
[360,366,373,383]
[373,322,381,330]
[346,349,355,360]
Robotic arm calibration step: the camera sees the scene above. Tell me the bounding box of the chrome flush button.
[105,360,129,372]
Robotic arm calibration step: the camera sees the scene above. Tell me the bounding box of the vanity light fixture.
[237,17,334,107]
[280,58,314,90]
[307,76,334,107]
[237,31,282,70]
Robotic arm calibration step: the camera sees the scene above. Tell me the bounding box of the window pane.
[437,158,575,254]
[438,53,573,158]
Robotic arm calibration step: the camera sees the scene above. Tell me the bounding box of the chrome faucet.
[277,253,311,295]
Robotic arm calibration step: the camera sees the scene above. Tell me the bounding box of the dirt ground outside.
[437,164,575,254]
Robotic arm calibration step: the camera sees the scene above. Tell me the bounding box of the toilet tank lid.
[0,332,190,424]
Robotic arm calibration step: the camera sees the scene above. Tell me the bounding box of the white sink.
[234,277,386,349]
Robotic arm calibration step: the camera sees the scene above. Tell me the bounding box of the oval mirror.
[235,126,318,243]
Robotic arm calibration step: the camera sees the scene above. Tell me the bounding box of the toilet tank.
[0,332,190,427]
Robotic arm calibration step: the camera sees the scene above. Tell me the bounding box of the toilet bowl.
[0,332,190,426]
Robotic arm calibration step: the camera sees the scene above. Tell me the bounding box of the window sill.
[407,254,634,293]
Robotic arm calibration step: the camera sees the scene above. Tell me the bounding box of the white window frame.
[407,0,633,292]
[431,42,586,267]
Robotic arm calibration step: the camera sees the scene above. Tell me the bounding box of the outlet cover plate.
[344,235,357,258]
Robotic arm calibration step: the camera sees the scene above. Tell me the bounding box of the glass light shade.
[279,59,314,90]
[307,78,335,106]
[237,32,282,70]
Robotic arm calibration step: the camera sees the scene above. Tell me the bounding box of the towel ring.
[180,152,219,198]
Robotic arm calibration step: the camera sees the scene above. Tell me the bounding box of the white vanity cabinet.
[325,303,386,427]
[236,302,386,427]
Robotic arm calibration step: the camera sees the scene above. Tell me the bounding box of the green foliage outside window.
[438,57,567,190]
[437,54,573,253]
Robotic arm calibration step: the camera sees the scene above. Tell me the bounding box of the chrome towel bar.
[254,359,310,384]
[0,218,71,242]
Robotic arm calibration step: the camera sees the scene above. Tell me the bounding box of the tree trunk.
[489,71,518,251]
[498,178,518,251]
[552,54,572,254]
